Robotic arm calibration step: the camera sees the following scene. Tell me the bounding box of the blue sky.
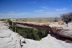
[0,0,72,18]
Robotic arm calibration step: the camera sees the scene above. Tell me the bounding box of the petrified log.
[14,22,52,32]
[51,27,72,40]
[14,22,72,40]
[57,29,72,39]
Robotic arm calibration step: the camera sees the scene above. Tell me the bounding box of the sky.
[0,0,72,18]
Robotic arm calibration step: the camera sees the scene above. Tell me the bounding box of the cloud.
[0,12,27,18]
[56,8,68,11]
[0,8,70,18]
[32,8,70,17]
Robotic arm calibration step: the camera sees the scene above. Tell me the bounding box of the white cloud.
[0,8,70,18]
[0,12,27,18]
[56,8,68,11]
[41,6,49,9]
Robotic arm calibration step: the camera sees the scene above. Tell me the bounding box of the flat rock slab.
[0,22,22,48]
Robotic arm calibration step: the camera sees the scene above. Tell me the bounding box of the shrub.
[61,12,72,24]
[9,25,49,40]
[7,19,13,26]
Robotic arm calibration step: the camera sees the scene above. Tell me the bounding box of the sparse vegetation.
[15,18,59,23]
[8,19,49,40]
[9,25,49,40]
[7,17,60,40]
[61,12,72,24]
[7,19,13,25]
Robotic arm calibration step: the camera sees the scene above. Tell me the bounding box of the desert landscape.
[0,0,72,48]
[0,15,72,48]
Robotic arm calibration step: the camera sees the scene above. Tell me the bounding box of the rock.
[0,21,24,48]
[0,21,72,48]
[50,22,72,41]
